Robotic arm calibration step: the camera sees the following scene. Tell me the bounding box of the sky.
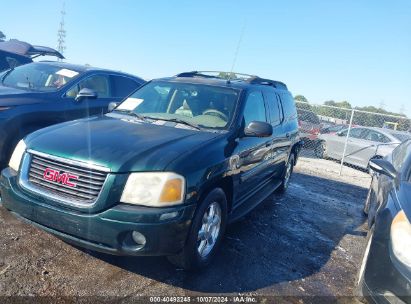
[1,0,410,116]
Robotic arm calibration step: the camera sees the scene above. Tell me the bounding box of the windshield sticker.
[117,98,144,111]
[56,69,79,78]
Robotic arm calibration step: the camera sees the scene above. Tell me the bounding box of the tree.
[294,95,308,103]
[0,31,5,42]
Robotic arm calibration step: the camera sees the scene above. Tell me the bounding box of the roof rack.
[175,71,287,89]
[176,71,256,80]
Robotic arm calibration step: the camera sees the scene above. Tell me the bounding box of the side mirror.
[75,88,98,102]
[108,102,118,112]
[244,121,273,138]
[369,159,397,179]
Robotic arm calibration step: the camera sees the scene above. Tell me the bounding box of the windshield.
[114,81,240,130]
[1,63,81,92]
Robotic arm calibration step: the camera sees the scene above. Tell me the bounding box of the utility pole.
[57,2,66,60]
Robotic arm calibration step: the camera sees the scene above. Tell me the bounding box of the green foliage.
[294,95,308,103]
[217,72,237,80]
[295,98,410,132]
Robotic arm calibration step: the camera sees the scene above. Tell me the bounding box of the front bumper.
[0,168,196,256]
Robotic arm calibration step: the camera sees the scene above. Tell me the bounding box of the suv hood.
[26,115,220,173]
[0,85,52,106]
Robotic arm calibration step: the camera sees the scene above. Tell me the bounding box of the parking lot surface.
[0,158,371,301]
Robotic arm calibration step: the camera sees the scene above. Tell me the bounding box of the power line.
[57,2,66,60]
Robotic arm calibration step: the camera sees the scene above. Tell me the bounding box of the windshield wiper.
[112,109,147,121]
[153,118,201,130]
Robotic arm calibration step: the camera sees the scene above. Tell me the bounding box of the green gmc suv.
[0,71,301,270]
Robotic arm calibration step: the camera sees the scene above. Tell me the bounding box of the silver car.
[316,127,411,169]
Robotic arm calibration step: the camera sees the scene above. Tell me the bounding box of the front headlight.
[120,172,185,207]
[390,210,411,270]
[8,140,26,172]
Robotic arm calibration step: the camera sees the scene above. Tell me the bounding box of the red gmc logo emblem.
[43,168,79,188]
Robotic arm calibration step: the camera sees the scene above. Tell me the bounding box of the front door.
[234,90,273,200]
[63,74,120,120]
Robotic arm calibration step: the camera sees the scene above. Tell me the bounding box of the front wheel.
[277,154,295,193]
[167,188,227,270]
[314,141,327,159]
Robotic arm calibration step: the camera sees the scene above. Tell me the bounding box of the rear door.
[349,129,391,168]
[343,128,373,167]
[264,89,289,179]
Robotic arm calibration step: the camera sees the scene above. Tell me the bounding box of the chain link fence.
[296,101,411,175]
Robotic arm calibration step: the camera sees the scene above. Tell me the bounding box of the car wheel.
[167,188,227,270]
[314,141,327,159]
[277,154,295,193]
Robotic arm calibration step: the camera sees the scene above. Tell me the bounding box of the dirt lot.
[0,157,372,302]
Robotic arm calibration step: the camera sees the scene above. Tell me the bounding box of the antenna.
[227,20,247,83]
[57,2,66,60]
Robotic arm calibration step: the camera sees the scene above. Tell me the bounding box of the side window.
[264,90,282,126]
[350,128,366,139]
[111,75,141,97]
[66,75,110,98]
[392,140,411,172]
[243,91,267,127]
[279,92,297,120]
[365,130,390,143]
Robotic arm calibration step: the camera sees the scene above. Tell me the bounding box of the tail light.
[310,128,320,135]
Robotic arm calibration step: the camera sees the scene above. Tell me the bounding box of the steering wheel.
[202,109,228,121]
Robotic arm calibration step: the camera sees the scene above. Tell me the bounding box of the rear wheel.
[314,141,327,159]
[167,188,227,270]
[277,154,295,193]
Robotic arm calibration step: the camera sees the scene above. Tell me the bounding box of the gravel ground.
[0,157,372,302]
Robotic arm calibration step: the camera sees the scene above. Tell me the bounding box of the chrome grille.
[26,152,108,205]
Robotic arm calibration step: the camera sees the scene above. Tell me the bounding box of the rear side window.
[263,90,282,126]
[364,130,390,143]
[111,75,141,97]
[279,92,297,121]
[243,91,267,126]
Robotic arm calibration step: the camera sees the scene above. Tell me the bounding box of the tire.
[363,186,372,216]
[356,225,374,299]
[277,154,295,194]
[314,141,327,159]
[167,188,228,270]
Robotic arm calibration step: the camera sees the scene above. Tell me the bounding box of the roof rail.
[175,71,287,89]
[176,71,257,80]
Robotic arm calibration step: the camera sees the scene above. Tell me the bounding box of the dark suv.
[0,71,301,270]
[0,61,144,169]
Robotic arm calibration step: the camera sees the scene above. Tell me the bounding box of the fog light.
[159,211,179,221]
[131,231,146,246]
